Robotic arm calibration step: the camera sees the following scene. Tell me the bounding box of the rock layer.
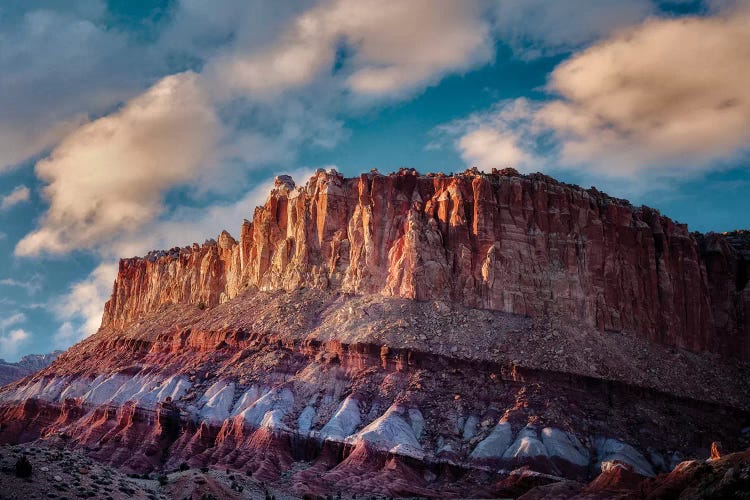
[102,168,749,358]
[1,316,746,495]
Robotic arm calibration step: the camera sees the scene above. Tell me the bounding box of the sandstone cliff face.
[102,168,748,358]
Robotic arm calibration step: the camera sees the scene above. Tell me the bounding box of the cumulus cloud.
[441,8,750,179]
[434,98,545,172]
[0,118,88,173]
[0,3,163,171]
[52,262,117,347]
[0,328,31,361]
[210,0,493,98]
[0,185,30,210]
[16,72,220,256]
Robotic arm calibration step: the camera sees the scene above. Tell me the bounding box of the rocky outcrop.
[698,230,750,359]
[102,168,749,358]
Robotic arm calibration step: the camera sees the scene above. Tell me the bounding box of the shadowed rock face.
[0,351,63,387]
[1,169,749,498]
[102,168,748,359]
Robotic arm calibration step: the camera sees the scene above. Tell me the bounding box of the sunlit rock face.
[102,168,748,359]
[1,169,748,498]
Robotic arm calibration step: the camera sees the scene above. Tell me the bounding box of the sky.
[0,0,748,361]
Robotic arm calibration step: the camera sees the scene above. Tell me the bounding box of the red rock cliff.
[101,168,749,358]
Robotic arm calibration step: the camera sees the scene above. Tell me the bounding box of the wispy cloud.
[210,0,493,99]
[0,312,26,331]
[0,275,43,295]
[0,185,30,210]
[0,4,165,172]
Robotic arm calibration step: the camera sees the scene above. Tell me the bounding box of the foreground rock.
[0,442,294,499]
[520,446,750,499]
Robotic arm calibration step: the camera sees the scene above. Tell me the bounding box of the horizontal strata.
[0,361,683,480]
[1,310,746,489]
[102,168,749,358]
[0,372,655,475]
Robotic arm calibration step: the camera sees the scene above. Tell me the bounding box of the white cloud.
[15,72,220,256]
[459,128,531,170]
[435,98,544,172]
[52,262,117,347]
[0,185,30,210]
[53,322,79,351]
[0,328,31,362]
[210,0,493,98]
[0,312,26,331]
[442,8,750,179]
[0,4,162,171]
[0,275,43,295]
[0,117,88,173]
[540,10,750,175]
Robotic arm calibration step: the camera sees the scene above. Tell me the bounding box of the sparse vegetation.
[15,455,32,478]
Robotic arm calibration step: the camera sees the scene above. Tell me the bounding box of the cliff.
[102,168,749,359]
[2,169,749,498]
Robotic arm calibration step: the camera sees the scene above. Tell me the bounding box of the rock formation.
[103,168,749,359]
[1,168,748,499]
[0,351,63,387]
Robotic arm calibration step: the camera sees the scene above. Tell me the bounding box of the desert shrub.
[157,475,168,486]
[179,462,189,472]
[15,455,32,478]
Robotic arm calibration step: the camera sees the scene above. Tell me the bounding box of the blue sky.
[0,0,748,360]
